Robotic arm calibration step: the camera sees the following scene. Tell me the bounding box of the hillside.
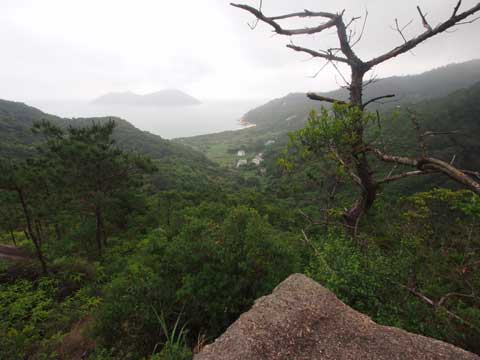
[243,59,480,130]
[3,2,480,359]
[2,73,480,360]
[0,99,220,191]
[92,89,201,107]
[379,82,480,171]
[177,60,480,168]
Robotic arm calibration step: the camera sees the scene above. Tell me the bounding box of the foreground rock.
[195,274,479,360]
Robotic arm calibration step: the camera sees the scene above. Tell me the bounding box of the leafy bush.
[93,205,302,358]
[306,189,480,353]
[0,276,100,359]
[305,233,402,321]
[151,344,192,360]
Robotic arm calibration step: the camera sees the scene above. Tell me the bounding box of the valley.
[1,1,480,358]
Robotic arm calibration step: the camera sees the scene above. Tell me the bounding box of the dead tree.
[231,1,480,227]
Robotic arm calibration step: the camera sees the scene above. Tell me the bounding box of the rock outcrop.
[195,274,479,360]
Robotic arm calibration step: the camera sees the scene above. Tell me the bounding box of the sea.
[28,99,264,139]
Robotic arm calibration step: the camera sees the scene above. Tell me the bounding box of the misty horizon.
[28,98,266,139]
[2,0,480,140]
[2,0,480,103]
[14,57,480,139]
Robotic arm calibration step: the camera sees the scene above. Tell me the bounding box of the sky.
[1,0,480,102]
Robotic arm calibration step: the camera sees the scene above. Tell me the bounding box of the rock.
[195,274,479,360]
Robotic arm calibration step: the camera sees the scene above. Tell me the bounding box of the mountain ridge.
[176,59,480,170]
[242,59,480,129]
[0,98,220,191]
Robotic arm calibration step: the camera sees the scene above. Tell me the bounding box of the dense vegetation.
[0,100,221,192]
[177,60,480,166]
[1,61,480,359]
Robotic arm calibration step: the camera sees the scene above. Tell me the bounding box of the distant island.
[92,89,201,107]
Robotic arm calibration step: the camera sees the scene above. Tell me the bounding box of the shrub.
[94,205,302,358]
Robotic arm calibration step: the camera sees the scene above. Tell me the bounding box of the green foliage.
[308,235,383,310]
[0,276,100,359]
[2,70,480,359]
[151,343,192,360]
[281,104,375,174]
[93,205,302,358]
[0,119,157,271]
[151,310,192,360]
[0,98,220,192]
[306,189,480,353]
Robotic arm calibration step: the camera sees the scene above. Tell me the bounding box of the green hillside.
[254,82,480,210]
[177,60,480,169]
[0,99,222,191]
[380,82,480,171]
[1,79,480,358]
[242,59,480,130]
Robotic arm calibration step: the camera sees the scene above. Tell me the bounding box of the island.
[92,89,201,107]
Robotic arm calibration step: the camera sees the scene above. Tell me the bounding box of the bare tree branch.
[310,60,332,78]
[246,0,263,29]
[416,6,433,31]
[344,16,362,30]
[450,154,457,165]
[286,44,350,64]
[329,146,362,186]
[230,3,340,36]
[409,111,428,157]
[362,74,379,89]
[331,60,351,87]
[362,94,395,109]
[307,93,347,104]
[438,291,476,307]
[453,0,463,17]
[399,284,480,332]
[350,9,369,48]
[456,16,480,25]
[418,157,480,195]
[369,147,480,195]
[301,228,321,256]
[422,130,462,137]
[368,147,418,167]
[464,169,480,180]
[367,3,480,67]
[334,12,363,64]
[270,10,337,21]
[377,170,431,185]
[392,18,414,44]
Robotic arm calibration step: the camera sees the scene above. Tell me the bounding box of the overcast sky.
[1,0,479,102]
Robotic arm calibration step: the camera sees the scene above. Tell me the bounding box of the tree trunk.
[55,224,62,242]
[102,226,108,247]
[16,188,48,275]
[9,229,17,246]
[95,206,103,256]
[344,66,378,229]
[35,220,43,247]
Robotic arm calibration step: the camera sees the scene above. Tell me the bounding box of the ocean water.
[29,99,264,139]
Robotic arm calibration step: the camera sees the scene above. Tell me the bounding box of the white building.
[237,150,246,157]
[236,159,248,168]
[251,153,264,166]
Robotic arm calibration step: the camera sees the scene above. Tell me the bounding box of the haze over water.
[29,99,264,139]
